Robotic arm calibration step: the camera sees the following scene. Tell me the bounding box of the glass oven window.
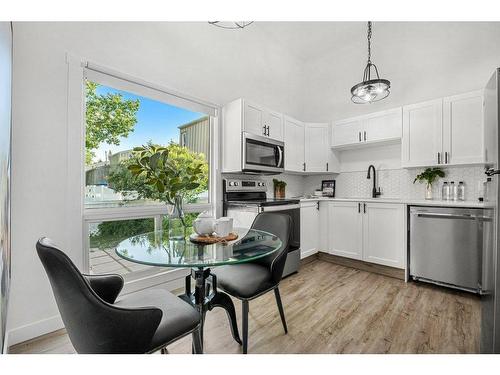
[246,139,277,167]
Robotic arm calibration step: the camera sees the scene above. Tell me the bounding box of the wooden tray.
[189,232,238,244]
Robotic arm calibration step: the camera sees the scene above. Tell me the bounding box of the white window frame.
[66,55,221,293]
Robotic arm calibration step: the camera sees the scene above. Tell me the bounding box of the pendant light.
[351,22,391,104]
[208,21,254,29]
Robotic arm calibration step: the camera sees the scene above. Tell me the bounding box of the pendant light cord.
[367,21,372,64]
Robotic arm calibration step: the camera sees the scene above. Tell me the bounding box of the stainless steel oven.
[242,132,284,174]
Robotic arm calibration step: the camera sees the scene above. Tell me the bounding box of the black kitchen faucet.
[367,165,382,198]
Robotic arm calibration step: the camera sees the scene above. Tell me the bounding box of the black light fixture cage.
[350,22,391,104]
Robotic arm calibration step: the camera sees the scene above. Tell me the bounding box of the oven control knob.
[234,182,239,186]
[257,182,261,186]
[228,181,233,186]
[261,182,265,186]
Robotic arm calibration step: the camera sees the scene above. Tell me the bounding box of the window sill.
[84,203,212,222]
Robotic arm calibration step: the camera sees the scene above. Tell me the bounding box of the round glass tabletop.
[115,227,282,268]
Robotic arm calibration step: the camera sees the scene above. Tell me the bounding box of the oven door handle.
[261,203,300,212]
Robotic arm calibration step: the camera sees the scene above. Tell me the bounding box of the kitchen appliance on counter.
[409,206,488,294]
[321,180,336,197]
[222,179,300,276]
[242,132,284,174]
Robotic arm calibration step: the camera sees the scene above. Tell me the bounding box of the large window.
[82,67,217,289]
[84,80,210,209]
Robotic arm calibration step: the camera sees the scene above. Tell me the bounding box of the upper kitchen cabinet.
[304,123,339,173]
[242,99,283,141]
[402,91,484,168]
[401,99,443,167]
[331,108,402,149]
[284,116,305,172]
[442,90,484,165]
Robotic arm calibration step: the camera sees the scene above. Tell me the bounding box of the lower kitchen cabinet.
[328,201,363,260]
[363,203,405,268]
[326,201,405,268]
[300,201,320,258]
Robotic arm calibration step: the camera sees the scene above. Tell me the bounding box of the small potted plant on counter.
[413,167,445,200]
[273,179,287,199]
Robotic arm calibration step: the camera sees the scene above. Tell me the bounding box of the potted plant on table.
[413,167,445,200]
[273,179,287,199]
[110,142,208,240]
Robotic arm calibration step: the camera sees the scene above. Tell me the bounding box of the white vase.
[425,183,433,200]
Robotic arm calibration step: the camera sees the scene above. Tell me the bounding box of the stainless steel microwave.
[242,132,284,174]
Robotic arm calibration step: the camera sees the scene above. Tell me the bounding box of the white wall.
[7,22,304,345]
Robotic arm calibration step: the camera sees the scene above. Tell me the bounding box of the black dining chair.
[36,237,202,354]
[211,212,292,354]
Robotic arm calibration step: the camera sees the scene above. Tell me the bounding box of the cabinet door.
[284,116,305,172]
[300,203,320,258]
[443,90,484,165]
[305,123,329,172]
[266,110,284,141]
[328,202,363,260]
[244,101,266,137]
[332,118,364,147]
[363,203,405,268]
[363,108,402,143]
[402,99,443,167]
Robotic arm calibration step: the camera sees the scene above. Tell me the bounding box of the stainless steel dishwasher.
[409,206,486,293]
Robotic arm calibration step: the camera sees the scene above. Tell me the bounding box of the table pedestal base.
[180,267,242,351]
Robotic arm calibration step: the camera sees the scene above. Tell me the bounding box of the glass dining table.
[115,227,282,350]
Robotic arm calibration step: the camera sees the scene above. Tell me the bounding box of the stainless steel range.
[222,179,301,277]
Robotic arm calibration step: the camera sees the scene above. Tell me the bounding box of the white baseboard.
[300,248,319,259]
[6,314,64,347]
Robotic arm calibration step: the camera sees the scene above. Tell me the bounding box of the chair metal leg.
[192,326,203,354]
[242,300,249,354]
[274,287,288,334]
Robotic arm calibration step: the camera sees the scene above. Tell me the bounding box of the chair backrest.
[251,212,292,284]
[36,237,162,353]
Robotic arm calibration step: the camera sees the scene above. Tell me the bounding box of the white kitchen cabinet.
[300,201,320,259]
[305,123,334,172]
[443,90,484,165]
[284,116,305,172]
[266,109,284,141]
[331,118,364,147]
[226,98,284,141]
[402,91,484,168]
[402,99,443,167]
[243,101,266,137]
[331,108,402,149]
[362,203,405,268]
[242,100,283,141]
[363,108,402,143]
[327,201,405,268]
[328,201,363,260]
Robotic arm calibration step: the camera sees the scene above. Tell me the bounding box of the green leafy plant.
[85,81,140,165]
[413,167,445,186]
[273,179,287,189]
[110,142,207,229]
[273,179,287,199]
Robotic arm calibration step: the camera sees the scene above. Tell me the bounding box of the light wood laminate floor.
[9,259,480,354]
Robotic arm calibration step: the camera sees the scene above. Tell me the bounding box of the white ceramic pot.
[192,211,216,236]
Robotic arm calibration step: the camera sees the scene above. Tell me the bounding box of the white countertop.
[298,196,488,208]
